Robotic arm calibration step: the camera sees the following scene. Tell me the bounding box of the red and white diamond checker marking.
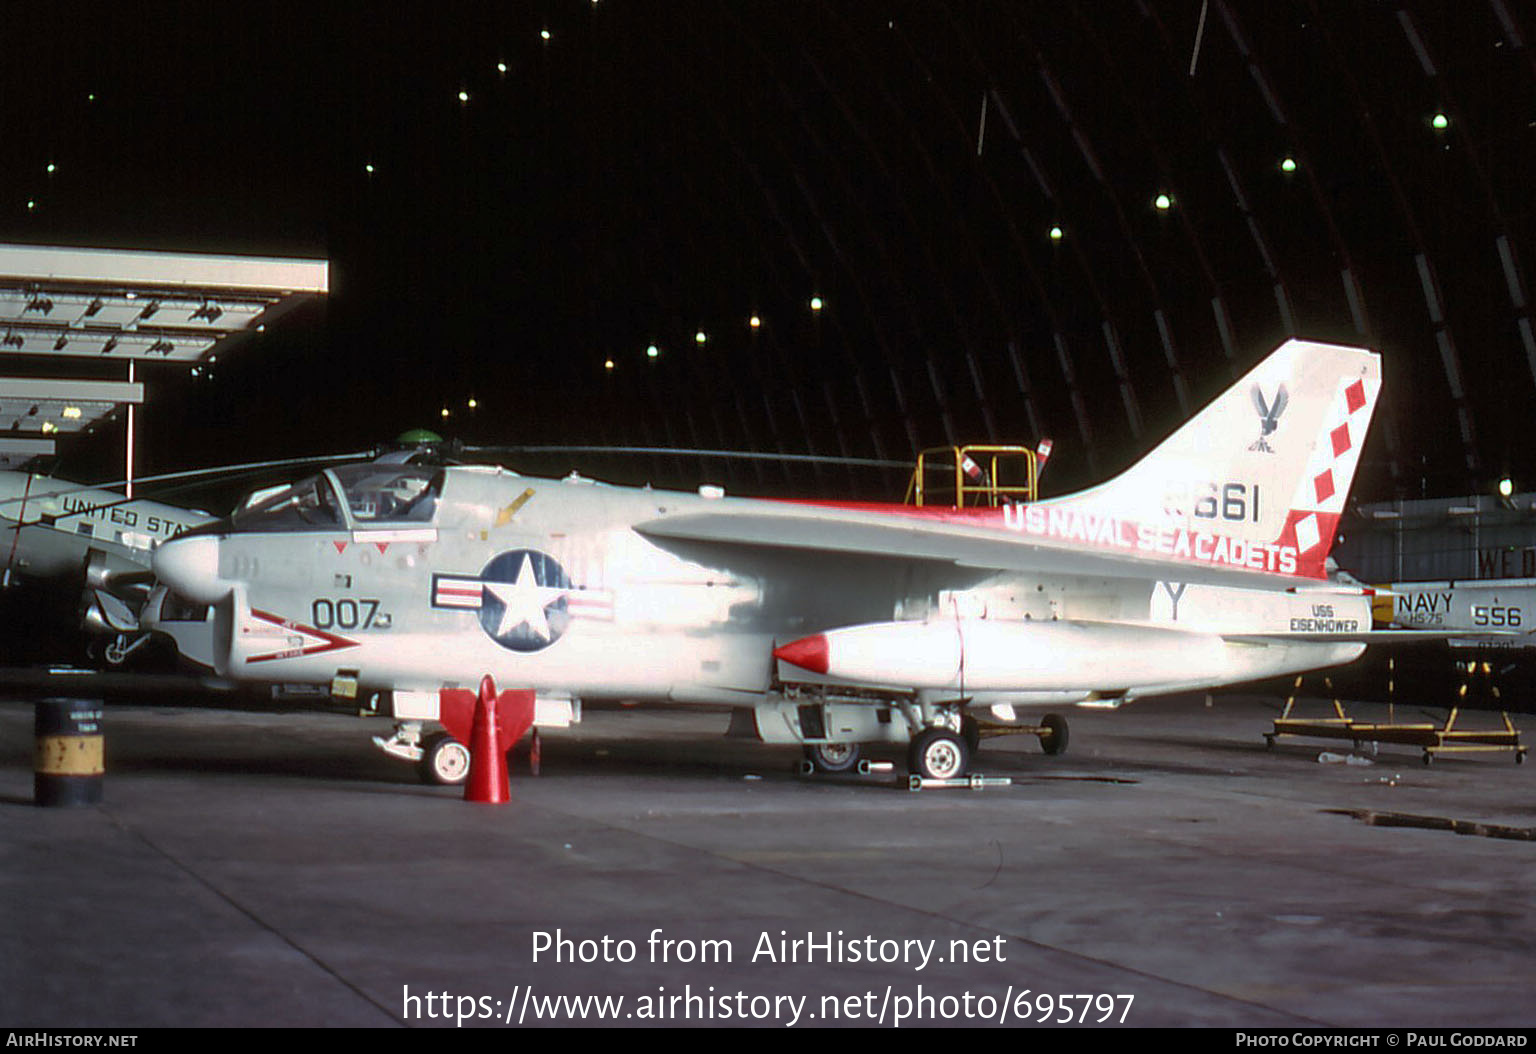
[1345,378,1367,414]
[1313,470,1336,505]
[1295,511,1322,555]
[1278,376,1376,572]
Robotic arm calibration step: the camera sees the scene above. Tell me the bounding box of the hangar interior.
[2,4,1532,508]
[0,244,327,479]
[3,5,1536,1031]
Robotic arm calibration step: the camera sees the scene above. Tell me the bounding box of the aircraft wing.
[634,508,1311,591]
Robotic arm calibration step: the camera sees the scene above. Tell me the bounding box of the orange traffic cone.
[465,675,511,804]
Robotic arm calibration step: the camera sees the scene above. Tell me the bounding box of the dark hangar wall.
[5,3,1534,503]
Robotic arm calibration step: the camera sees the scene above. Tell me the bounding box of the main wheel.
[804,742,862,774]
[418,732,471,785]
[908,728,969,781]
[1040,713,1069,756]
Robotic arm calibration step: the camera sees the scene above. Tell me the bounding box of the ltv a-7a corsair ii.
[150,338,1384,783]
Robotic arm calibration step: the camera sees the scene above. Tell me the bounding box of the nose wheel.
[417,732,471,785]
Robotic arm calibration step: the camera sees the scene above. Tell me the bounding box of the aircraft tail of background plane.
[1042,339,1380,579]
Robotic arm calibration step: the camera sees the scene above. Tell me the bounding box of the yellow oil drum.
[34,699,104,807]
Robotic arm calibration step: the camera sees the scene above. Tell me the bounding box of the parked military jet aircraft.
[149,338,1386,783]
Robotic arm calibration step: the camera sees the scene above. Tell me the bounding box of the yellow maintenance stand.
[904,445,1040,509]
[1265,662,1527,765]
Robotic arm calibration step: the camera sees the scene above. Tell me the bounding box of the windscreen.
[230,473,344,531]
[330,464,441,523]
[228,465,442,532]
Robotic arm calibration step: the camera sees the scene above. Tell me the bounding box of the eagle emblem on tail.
[1249,383,1288,452]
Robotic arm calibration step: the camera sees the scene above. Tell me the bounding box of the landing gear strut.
[374,721,472,786]
[87,632,155,669]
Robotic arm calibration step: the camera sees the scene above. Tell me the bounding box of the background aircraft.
[147,338,1388,784]
[1375,578,1536,646]
[0,468,213,665]
[1311,577,1536,718]
[0,452,376,666]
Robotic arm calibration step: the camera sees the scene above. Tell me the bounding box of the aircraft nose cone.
[152,534,229,605]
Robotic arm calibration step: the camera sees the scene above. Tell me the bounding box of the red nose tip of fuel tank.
[772,634,830,674]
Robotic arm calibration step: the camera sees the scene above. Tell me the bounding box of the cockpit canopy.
[230,464,442,532]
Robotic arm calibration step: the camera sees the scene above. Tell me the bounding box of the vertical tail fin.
[1051,339,1380,578]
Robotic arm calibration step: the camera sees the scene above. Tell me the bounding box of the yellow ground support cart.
[1265,668,1527,765]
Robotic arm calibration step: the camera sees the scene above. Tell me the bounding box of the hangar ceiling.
[0,244,327,470]
[3,3,1532,502]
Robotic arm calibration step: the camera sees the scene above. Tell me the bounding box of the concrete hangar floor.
[0,690,1531,1029]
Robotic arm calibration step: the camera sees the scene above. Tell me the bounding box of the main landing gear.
[803,741,863,774]
[903,710,1068,779]
[798,706,1070,783]
[908,727,969,780]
